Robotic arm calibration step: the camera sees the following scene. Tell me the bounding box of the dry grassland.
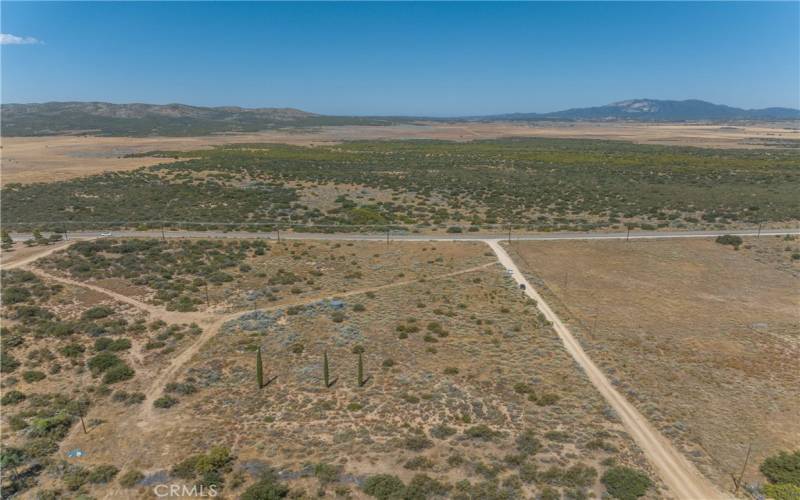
[3,121,797,185]
[504,237,800,491]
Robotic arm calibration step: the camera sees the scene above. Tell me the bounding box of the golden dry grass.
[505,236,800,490]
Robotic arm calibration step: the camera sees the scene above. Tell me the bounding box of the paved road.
[490,241,726,499]
[10,227,800,243]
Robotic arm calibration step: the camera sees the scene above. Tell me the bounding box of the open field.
[0,238,670,498]
[2,121,799,185]
[504,236,800,491]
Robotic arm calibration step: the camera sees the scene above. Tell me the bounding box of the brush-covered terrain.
[3,138,798,234]
[1,239,668,499]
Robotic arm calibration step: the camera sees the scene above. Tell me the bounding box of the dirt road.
[488,240,726,499]
[7,234,737,498]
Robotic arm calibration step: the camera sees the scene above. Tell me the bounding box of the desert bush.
[241,471,290,499]
[431,424,457,439]
[464,424,500,441]
[88,464,119,484]
[103,364,135,384]
[362,474,405,500]
[404,435,433,451]
[22,371,46,383]
[404,457,435,471]
[94,337,131,352]
[1,390,26,405]
[154,395,178,408]
[515,429,541,454]
[760,450,800,486]
[82,306,114,320]
[601,466,652,499]
[313,462,341,485]
[1,351,21,373]
[715,234,743,249]
[405,474,450,498]
[763,483,800,500]
[119,469,145,488]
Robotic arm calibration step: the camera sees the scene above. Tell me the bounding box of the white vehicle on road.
[99,232,112,237]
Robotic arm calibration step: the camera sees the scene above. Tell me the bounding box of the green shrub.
[241,472,289,500]
[95,337,132,352]
[404,435,433,451]
[63,466,90,491]
[761,450,800,486]
[404,456,435,471]
[88,464,119,484]
[464,424,500,441]
[715,234,743,249]
[103,364,135,384]
[22,370,46,383]
[1,390,26,405]
[0,351,20,373]
[88,352,123,374]
[763,483,800,500]
[362,474,405,500]
[601,466,652,500]
[154,395,178,408]
[119,469,144,488]
[405,474,450,498]
[82,306,114,320]
[430,424,456,439]
[60,343,85,357]
[313,462,341,485]
[515,429,541,454]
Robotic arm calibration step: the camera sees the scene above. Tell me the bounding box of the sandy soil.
[505,237,800,491]
[2,121,798,185]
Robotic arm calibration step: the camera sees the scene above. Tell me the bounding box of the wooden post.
[323,351,330,387]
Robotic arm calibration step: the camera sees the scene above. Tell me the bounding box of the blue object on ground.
[67,449,85,458]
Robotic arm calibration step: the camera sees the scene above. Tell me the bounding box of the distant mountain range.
[2,99,798,136]
[478,99,800,122]
[0,102,393,136]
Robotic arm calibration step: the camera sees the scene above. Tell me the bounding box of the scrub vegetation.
[3,138,798,232]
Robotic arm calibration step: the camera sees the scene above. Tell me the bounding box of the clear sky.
[2,1,798,116]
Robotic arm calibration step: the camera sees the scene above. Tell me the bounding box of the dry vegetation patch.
[505,236,800,491]
[57,265,664,498]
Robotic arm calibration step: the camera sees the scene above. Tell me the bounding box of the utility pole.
[757,222,762,239]
[732,443,752,495]
[626,227,631,242]
[62,222,69,241]
[276,227,281,242]
[508,225,512,244]
[80,415,87,434]
[386,227,390,244]
[161,222,166,241]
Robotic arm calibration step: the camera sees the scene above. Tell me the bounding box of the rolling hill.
[2,99,798,137]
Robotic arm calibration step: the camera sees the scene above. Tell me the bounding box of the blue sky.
[2,2,798,116]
